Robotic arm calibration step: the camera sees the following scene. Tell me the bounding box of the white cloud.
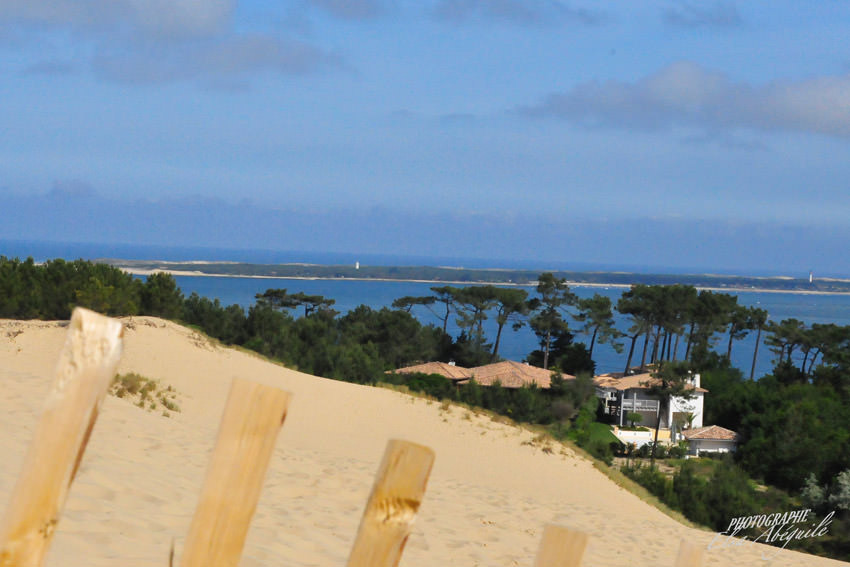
[521,62,850,138]
[0,0,233,38]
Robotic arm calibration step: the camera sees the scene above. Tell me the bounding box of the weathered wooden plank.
[0,308,124,567]
[674,540,703,567]
[347,440,435,567]
[533,524,589,567]
[180,378,291,567]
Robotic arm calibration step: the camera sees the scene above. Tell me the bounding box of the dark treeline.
[2,256,850,559]
[0,257,181,319]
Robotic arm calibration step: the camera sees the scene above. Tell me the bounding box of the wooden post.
[674,540,703,567]
[0,308,124,566]
[347,440,435,567]
[532,525,588,567]
[180,379,291,567]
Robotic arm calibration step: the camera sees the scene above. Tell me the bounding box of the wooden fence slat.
[674,540,703,567]
[532,524,588,567]
[180,378,291,567]
[0,308,124,566]
[347,440,435,567]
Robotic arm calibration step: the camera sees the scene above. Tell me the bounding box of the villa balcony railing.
[621,399,659,412]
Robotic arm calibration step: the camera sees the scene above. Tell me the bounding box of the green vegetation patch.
[110,372,181,417]
[582,421,620,445]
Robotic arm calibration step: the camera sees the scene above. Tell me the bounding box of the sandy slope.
[0,317,846,567]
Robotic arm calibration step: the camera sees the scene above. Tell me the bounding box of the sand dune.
[1,317,846,567]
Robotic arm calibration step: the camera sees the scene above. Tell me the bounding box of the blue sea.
[4,239,850,378]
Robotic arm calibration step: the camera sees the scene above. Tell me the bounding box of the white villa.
[594,371,708,444]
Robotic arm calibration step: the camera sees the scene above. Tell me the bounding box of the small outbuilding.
[682,425,739,456]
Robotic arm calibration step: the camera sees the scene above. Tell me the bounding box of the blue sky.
[1,1,849,274]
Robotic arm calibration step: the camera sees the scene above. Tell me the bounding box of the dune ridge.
[0,317,846,567]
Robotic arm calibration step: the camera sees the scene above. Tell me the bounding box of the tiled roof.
[593,372,708,393]
[391,361,472,380]
[467,361,573,389]
[683,425,738,441]
[390,360,575,389]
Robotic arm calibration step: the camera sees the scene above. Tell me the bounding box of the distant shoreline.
[118,266,850,297]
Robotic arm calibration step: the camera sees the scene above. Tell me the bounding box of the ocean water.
[172,275,850,379]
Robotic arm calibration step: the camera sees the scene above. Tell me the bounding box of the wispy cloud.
[19,60,76,76]
[520,61,850,138]
[431,0,606,26]
[438,112,477,125]
[680,132,769,152]
[663,1,742,29]
[93,35,341,84]
[0,0,234,38]
[1,0,341,85]
[306,0,386,20]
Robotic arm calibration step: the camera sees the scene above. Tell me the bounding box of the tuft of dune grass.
[110,372,181,417]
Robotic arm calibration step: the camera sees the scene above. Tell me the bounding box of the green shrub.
[624,463,676,506]
[637,442,663,458]
[110,373,181,416]
[625,411,642,426]
[585,437,615,465]
[668,442,688,459]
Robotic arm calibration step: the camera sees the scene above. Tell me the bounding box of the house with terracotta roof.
[593,371,707,434]
[682,425,739,456]
[390,361,472,384]
[466,360,572,389]
[390,360,570,389]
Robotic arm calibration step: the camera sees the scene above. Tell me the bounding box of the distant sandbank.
[120,267,850,296]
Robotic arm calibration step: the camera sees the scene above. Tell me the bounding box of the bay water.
[5,239,848,379]
[172,275,850,379]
